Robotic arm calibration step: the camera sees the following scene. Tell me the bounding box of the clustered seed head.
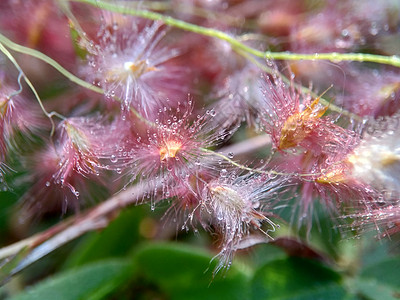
[1,0,400,274]
[199,173,281,272]
[82,16,188,118]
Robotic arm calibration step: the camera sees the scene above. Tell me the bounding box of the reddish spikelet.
[318,114,400,201]
[0,73,44,189]
[268,120,362,232]
[305,117,400,235]
[260,67,350,156]
[259,70,301,150]
[82,14,186,118]
[20,116,119,217]
[289,6,361,53]
[51,118,103,190]
[115,102,224,205]
[258,0,306,37]
[0,73,44,156]
[167,170,284,273]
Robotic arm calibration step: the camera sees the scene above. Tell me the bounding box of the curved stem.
[73,0,400,68]
[0,33,155,127]
[0,33,102,94]
[201,147,319,179]
[0,133,277,278]
[0,43,59,135]
[240,50,363,122]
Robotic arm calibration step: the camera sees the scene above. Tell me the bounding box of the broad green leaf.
[361,257,400,288]
[351,278,399,300]
[63,206,147,268]
[10,259,130,300]
[251,256,348,299]
[355,257,400,299]
[132,242,250,300]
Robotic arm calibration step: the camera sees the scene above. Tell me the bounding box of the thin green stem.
[238,51,363,121]
[0,32,156,127]
[73,0,400,68]
[200,147,319,179]
[0,43,60,135]
[137,1,247,28]
[0,33,103,94]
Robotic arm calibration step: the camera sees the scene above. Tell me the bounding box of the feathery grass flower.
[82,15,185,118]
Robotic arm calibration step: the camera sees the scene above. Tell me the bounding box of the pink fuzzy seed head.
[50,118,100,192]
[82,14,187,118]
[260,68,356,159]
[19,115,121,219]
[199,173,282,273]
[49,115,119,191]
[273,123,362,233]
[0,72,45,160]
[118,102,223,204]
[260,69,301,149]
[316,114,400,210]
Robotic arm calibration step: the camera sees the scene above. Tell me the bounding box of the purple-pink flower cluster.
[0,0,399,272]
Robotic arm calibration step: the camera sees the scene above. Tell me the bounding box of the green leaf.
[63,206,147,269]
[132,242,250,300]
[361,257,400,288]
[354,257,400,299]
[251,257,348,300]
[351,278,399,300]
[10,259,130,300]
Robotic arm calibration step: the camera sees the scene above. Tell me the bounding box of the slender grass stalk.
[0,43,62,135]
[0,33,156,127]
[201,148,318,179]
[73,0,400,68]
[0,33,103,94]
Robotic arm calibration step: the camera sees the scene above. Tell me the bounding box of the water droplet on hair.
[369,22,379,35]
[220,169,228,177]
